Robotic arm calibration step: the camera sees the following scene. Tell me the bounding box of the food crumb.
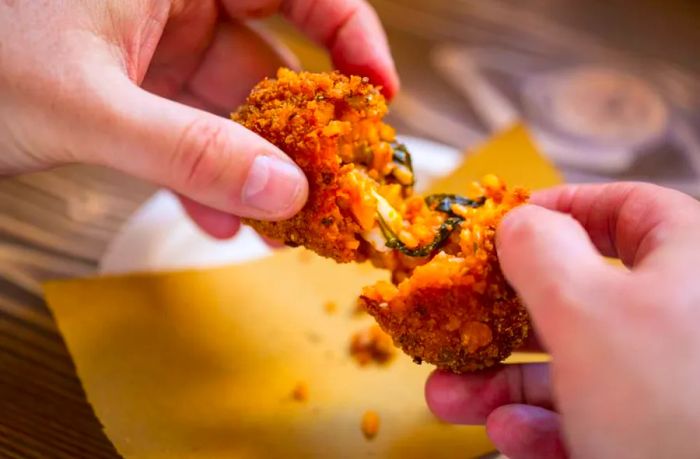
[323,301,337,315]
[349,325,396,366]
[297,249,313,263]
[291,382,308,402]
[361,410,380,440]
[305,331,321,343]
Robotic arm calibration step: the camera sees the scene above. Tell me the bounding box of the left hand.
[0,0,399,237]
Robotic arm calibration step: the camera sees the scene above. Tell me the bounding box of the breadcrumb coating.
[360,179,530,372]
[233,68,399,262]
[233,69,530,372]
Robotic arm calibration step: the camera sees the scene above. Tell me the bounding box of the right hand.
[425,182,700,458]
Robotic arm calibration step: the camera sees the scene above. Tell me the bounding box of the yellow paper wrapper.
[44,124,562,458]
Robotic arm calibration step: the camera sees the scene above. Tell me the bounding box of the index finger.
[530,182,700,268]
[221,0,400,99]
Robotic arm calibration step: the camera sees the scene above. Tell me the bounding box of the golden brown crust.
[233,69,531,372]
[233,68,392,262]
[360,183,530,373]
[360,256,529,373]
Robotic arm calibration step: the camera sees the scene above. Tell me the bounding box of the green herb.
[392,143,413,169]
[376,212,464,258]
[425,194,486,215]
[390,142,415,186]
[374,193,487,257]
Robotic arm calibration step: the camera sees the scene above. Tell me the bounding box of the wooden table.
[1,1,698,457]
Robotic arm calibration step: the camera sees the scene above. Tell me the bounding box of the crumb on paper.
[305,331,321,343]
[298,249,313,263]
[233,69,530,374]
[323,301,337,315]
[349,325,396,366]
[361,410,380,440]
[358,174,531,373]
[291,382,308,402]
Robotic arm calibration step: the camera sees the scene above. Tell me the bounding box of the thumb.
[87,80,308,221]
[496,205,623,346]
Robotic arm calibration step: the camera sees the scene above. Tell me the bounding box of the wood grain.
[1,1,698,457]
[1,166,153,458]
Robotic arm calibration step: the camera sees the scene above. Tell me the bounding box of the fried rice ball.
[233,68,404,262]
[232,69,530,372]
[360,178,530,373]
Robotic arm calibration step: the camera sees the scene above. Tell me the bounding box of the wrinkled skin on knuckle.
[170,118,234,192]
[2,56,117,169]
[105,1,170,83]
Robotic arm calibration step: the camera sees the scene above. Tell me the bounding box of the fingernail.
[241,156,305,217]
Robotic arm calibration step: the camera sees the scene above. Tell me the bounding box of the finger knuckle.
[171,118,230,190]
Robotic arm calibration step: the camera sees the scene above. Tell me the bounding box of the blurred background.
[270,0,700,196]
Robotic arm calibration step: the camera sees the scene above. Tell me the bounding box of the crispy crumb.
[323,301,337,314]
[360,176,530,373]
[349,325,396,366]
[305,331,321,343]
[235,68,395,263]
[291,382,308,402]
[234,69,530,373]
[361,410,380,440]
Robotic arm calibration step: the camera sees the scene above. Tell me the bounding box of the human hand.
[425,182,700,458]
[0,0,398,237]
